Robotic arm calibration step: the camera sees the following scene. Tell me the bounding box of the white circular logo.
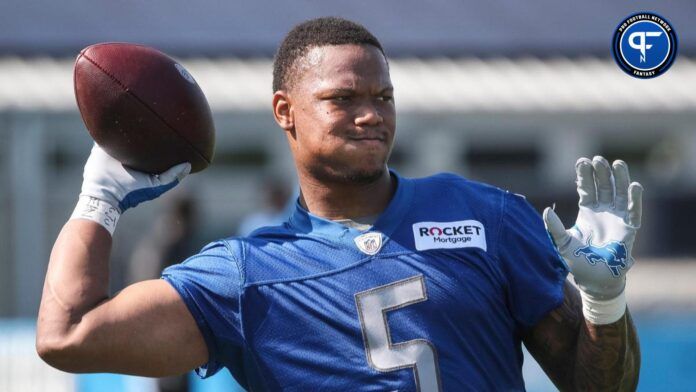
[174,63,196,84]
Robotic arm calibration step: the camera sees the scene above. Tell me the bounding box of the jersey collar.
[288,170,414,248]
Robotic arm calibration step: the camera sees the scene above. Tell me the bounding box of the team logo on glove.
[573,235,628,278]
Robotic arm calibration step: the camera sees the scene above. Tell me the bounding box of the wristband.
[70,196,121,236]
[579,289,626,325]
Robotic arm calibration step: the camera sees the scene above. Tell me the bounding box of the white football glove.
[71,143,191,234]
[543,156,642,324]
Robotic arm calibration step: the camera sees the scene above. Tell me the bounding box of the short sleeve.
[496,193,569,330]
[161,240,245,378]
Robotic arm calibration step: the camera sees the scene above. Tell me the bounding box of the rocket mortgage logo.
[412,220,487,251]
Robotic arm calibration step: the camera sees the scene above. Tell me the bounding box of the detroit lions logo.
[573,235,629,278]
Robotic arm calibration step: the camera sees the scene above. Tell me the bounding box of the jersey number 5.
[355,275,442,391]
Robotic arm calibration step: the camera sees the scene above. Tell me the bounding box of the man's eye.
[378,95,394,102]
[333,96,350,102]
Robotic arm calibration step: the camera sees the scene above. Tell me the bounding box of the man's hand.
[72,144,191,234]
[81,143,191,212]
[543,156,642,322]
[524,156,641,391]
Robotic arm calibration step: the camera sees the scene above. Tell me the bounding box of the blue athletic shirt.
[162,172,568,391]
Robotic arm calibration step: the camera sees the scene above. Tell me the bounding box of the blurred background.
[1,1,695,391]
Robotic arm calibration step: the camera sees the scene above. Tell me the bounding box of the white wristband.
[579,289,626,325]
[70,196,121,236]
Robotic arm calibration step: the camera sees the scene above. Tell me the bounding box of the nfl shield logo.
[354,232,384,255]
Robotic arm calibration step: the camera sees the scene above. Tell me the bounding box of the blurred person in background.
[128,196,198,285]
[36,17,642,391]
[236,178,293,236]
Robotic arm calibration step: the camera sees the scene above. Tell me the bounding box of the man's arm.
[523,280,640,391]
[36,145,205,376]
[527,156,643,391]
[37,219,207,376]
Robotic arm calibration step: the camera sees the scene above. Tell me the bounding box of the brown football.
[74,42,215,174]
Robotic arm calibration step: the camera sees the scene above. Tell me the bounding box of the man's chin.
[309,164,386,185]
[342,168,385,184]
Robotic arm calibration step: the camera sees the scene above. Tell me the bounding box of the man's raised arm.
[36,145,207,376]
[525,156,643,390]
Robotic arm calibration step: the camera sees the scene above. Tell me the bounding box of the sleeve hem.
[161,275,223,378]
[520,272,569,332]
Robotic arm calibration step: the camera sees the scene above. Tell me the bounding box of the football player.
[37,17,641,391]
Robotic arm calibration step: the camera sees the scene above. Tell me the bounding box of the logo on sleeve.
[412,220,486,251]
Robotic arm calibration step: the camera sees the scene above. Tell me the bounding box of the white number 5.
[355,275,442,391]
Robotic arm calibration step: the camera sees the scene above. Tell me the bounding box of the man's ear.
[272,90,294,132]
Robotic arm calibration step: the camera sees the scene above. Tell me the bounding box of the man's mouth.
[347,135,385,142]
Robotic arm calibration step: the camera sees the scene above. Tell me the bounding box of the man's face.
[283,44,395,184]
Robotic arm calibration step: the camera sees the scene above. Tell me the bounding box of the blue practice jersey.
[162,172,568,391]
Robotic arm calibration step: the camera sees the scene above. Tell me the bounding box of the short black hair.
[272,17,385,92]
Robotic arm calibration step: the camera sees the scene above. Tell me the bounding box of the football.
[74,42,215,174]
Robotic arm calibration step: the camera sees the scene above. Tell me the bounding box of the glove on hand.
[80,143,191,212]
[72,143,191,234]
[543,156,642,300]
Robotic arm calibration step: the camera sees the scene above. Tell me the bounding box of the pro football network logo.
[573,235,629,278]
[612,12,678,78]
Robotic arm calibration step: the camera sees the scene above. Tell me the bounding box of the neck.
[298,168,395,220]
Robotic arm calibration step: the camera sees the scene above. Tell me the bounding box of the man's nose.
[354,101,383,126]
